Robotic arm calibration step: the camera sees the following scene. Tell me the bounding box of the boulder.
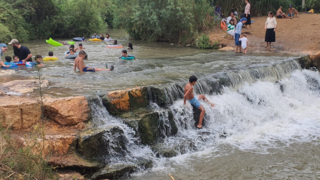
[91,163,136,180]
[102,87,149,115]
[49,154,101,171]
[138,111,178,145]
[218,46,235,51]
[0,79,49,94]
[77,126,127,161]
[37,134,77,156]
[44,96,90,126]
[58,172,85,180]
[0,96,41,129]
[299,56,313,69]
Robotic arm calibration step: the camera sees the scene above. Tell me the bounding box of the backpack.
[220,19,227,31]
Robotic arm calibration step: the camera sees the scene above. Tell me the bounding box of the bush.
[113,0,213,43]
[0,127,56,180]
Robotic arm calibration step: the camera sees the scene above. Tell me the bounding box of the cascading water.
[88,59,320,179]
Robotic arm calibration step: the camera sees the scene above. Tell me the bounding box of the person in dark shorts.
[184,75,215,129]
[9,39,32,62]
[245,0,251,29]
[235,18,247,53]
[276,6,287,18]
[74,50,114,73]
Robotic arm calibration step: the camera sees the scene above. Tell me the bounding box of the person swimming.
[127,43,133,50]
[74,50,114,73]
[184,75,215,129]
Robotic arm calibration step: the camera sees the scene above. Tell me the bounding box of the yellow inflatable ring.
[43,56,59,61]
[89,38,102,42]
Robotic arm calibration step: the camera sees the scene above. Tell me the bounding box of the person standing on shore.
[265,11,277,50]
[245,0,251,29]
[235,18,247,53]
[8,39,32,62]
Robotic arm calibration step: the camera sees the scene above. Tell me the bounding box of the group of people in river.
[0,35,135,73]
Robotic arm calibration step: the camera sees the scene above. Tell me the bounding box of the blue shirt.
[235,22,243,34]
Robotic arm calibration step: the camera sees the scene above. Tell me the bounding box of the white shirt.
[265,17,277,29]
[240,37,248,49]
[226,16,232,24]
[245,4,251,14]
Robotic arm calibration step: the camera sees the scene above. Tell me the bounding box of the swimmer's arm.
[73,62,76,71]
[183,87,193,105]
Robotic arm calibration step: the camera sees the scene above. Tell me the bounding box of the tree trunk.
[302,0,305,9]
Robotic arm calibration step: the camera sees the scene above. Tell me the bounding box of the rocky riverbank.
[0,54,318,179]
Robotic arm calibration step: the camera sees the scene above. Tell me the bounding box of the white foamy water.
[127,69,320,179]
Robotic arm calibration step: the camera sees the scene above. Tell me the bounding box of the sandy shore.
[209,13,320,55]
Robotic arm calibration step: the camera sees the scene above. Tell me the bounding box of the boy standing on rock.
[235,18,247,53]
[184,75,215,129]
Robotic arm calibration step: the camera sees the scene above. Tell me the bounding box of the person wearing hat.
[235,18,247,53]
[0,44,10,68]
[8,39,32,62]
[287,5,299,18]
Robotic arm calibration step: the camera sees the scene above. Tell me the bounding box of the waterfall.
[87,59,320,175]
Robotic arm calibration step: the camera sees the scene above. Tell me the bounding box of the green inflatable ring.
[46,38,63,46]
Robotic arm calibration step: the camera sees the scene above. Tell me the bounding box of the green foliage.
[113,0,213,43]
[0,1,30,43]
[306,0,320,12]
[215,0,303,17]
[195,34,218,49]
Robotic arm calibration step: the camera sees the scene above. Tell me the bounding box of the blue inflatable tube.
[65,51,78,59]
[2,62,18,69]
[120,56,135,60]
[73,37,84,41]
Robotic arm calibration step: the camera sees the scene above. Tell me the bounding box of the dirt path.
[209,13,320,55]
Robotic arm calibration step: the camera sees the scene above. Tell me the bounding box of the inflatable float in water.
[46,38,63,46]
[73,37,84,41]
[107,45,123,49]
[89,38,102,42]
[43,56,59,61]
[2,62,18,69]
[68,41,75,45]
[15,61,25,66]
[120,56,135,60]
[65,51,78,59]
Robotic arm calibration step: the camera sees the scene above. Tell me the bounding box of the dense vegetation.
[0,0,318,44]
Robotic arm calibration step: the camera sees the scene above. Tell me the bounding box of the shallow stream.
[2,30,320,179]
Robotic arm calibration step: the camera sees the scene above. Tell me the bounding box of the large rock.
[91,163,136,180]
[77,126,127,161]
[0,79,49,94]
[299,56,313,69]
[102,87,149,115]
[219,46,235,51]
[44,96,90,126]
[0,96,41,129]
[138,111,178,145]
[49,154,101,171]
[148,84,184,107]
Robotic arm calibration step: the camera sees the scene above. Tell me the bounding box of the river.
[2,30,320,179]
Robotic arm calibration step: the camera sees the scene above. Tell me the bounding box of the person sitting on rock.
[74,50,114,73]
[184,75,215,129]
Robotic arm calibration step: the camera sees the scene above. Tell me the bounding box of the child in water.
[74,50,114,73]
[33,55,44,66]
[127,43,133,50]
[13,55,20,63]
[119,50,135,59]
[184,75,215,129]
[239,34,248,54]
[4,56,17,67]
